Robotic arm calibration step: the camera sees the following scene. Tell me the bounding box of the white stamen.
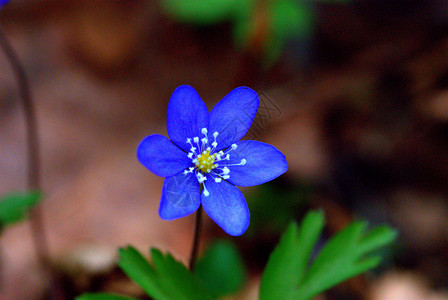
[231,144,237,150]
[203,183,210,196]
[210,131,219,152]
[224,159,248,167]
[214,177,222,183]
[193,137,199,143]
[196,173,207,183]
[201,128,208,135]
[203,189,209,196]
[184,167,194,175]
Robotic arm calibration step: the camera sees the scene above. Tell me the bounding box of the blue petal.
[209,87,259,150]
[201,180,250,236]
[137,134,192,177]
[225,140,288,187]
[167,85,210,152]
[159,172,200,220]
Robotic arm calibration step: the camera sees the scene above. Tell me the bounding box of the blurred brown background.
[1,0,448,299]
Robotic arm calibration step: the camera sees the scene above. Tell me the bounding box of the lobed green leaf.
[117,246,212,300]
[259,211,398,300]
[149,248,212,300]
[259,211,325,300]
[118,246,169,299]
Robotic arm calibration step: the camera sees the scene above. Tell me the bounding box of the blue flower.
[137,85,288,236]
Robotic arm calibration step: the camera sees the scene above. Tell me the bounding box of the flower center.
[184,127,247,196]
[195,149,217,173]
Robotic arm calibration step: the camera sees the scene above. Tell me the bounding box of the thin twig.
[0,25,50,274]
[188,206,203,271]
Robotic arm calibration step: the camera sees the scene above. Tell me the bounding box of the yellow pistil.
[196,149,217,173]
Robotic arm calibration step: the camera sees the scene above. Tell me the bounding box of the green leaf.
[150,248,212,299]
[118,246,167,299]
[160,0,248,25]
[0,191,42,227]
[259,211,398,300]
[76,293,138,300]
[118,246,212,300]
[259,211,325,300]
[194,240,246,297]
[295,222,397,300]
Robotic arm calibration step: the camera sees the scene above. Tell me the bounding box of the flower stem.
[188,206,203,271]
[0,25,50,275]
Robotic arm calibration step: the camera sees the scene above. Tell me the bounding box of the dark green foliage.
[246,181,309,237]
[160,0,314,65]
[194,240,246,297]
